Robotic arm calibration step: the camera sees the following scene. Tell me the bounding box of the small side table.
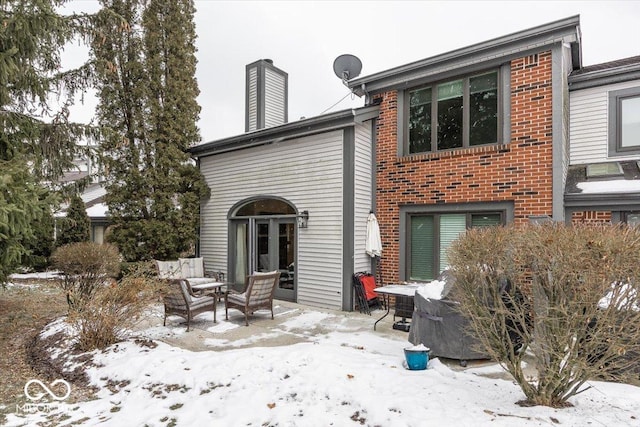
[190,282,228,323]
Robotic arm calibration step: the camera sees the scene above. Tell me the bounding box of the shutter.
[439,214,466,273]
[410,215,434,281]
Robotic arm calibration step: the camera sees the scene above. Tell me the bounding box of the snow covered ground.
[4,277,640,426]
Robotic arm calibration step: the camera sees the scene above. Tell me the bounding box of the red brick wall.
[375,51,554,284]
[571,211,612,224]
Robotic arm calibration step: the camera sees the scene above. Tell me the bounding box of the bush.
[51,242,121,312]
[70,269,161,351]
[448,222,640,407]
[56,194,91,247]
[118,260,157,280]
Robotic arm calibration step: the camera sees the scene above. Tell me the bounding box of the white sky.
[63,0,640,143]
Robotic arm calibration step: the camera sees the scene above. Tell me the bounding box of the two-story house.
[346,16,581,284]
[565,56,640,225]
[191,15,637,310]
[190,59,379,311]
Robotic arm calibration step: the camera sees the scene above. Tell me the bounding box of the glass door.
[275,221,295,301]
[229,198,298,302]
[231,220,250,291]
[255,219,296,301]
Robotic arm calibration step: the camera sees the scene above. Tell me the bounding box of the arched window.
[234,198,296,216]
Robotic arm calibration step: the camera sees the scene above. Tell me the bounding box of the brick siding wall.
[375,51,555,284]
[571,211,612,224]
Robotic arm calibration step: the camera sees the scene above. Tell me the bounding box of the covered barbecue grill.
[407,270,489,366]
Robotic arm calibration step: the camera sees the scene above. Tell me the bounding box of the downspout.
[195,156,202,257]
[360,83,371,105]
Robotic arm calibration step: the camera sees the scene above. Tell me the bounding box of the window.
[407,71,499,154]
[407,212,503,282]
[586,162,623,178]
[609,87,640,157]
[623,212,640,227]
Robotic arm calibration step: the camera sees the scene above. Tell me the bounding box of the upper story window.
[407,71,500,154]
[609,87,640,157]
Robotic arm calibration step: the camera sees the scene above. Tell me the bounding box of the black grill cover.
[408,271,489,361]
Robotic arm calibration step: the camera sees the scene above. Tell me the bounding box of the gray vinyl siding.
[570,80,640,164]
[264,68,286,128]
[247,67,258,132]
[551,43,572,221]
[353,122,373,275]
[198,130,345,310]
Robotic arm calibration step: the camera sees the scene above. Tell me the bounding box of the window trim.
[608,86,640,157]
[400,69,505,156]
[399,202,514,282]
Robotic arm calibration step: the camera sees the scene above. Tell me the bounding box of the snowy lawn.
[5,309,640,427]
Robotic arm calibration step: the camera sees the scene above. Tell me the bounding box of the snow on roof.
[86,202,108,218]
[576,180,640,194]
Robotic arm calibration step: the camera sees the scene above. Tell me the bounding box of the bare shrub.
[70,267,162,351]
[51,242,121,313]
[448,222,640,407]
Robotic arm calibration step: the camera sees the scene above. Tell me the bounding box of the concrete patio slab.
[133,299,536,382]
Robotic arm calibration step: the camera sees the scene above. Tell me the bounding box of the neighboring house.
[189,59,379,311]
[345,16,581,284]
[565,56,640,225]
[79,183,109,244]
[55,148,109,244]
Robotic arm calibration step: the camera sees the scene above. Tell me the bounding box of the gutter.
[347,15,581,96]
[189,105,379,158]
[564,192,640,207]
[569,63,640,91]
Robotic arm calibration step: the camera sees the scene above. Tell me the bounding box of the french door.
[231,217,296,301]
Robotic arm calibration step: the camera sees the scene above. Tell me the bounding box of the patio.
[139,299,410,352]
[136,298,526,378]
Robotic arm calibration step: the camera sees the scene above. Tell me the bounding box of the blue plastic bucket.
[404,347,429,370]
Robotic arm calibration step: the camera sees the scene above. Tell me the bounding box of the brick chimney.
[245,59,288,132]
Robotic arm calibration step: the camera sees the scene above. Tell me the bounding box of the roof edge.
[189,105,379,157]
[564,192,640,206]
[569,60,640,91]
[348,15,581,92]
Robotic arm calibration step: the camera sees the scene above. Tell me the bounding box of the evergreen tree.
[57,194,91,246]
[95,0,209,262]
[22,191,57,271]
[0,1,104,283]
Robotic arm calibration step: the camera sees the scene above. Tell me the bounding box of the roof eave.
[569,64,640,91]
[347,15,581,94]
[564,192,640,206]
[189,105,379,158]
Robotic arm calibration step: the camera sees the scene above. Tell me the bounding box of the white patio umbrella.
[365,212,382,258]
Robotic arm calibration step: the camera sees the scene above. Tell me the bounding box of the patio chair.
[353,272,382,315]
[162,279,215,331]
[225,271,281,326]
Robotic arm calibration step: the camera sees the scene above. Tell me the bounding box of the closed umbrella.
[366,212,382,258]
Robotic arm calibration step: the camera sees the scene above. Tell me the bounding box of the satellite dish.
[333,54,362,83]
